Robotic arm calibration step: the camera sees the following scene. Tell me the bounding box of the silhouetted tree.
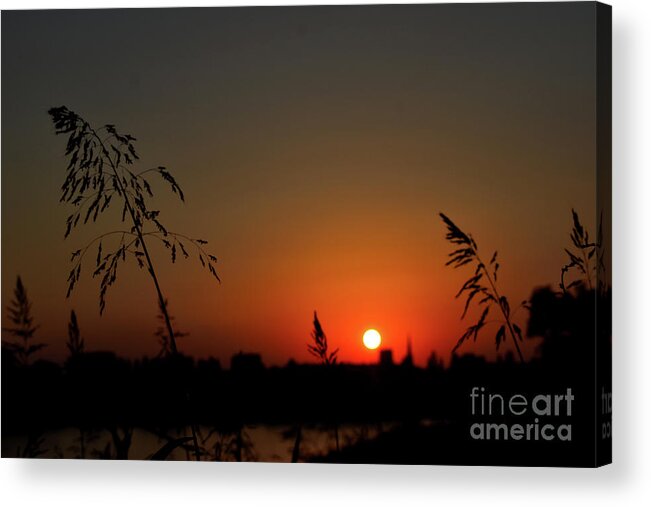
[439,213,528,362]
[527,285,598,369]
[528,208,610,370]
[2,276,45,366]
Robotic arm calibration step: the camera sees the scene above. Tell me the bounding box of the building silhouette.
[401,336,414,368]
[379,349,393,367]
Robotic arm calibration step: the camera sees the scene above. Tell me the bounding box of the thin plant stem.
[475,251,525,364]
[89,125,200,460]
[88,127,178,354]
[50,107,219,461]
[581,249,593,290]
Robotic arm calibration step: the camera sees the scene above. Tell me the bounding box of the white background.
[1,0,649,505]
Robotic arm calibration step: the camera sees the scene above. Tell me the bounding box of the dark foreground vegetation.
[2,281,610,465]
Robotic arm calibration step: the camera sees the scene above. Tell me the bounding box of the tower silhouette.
[401,335,414,368]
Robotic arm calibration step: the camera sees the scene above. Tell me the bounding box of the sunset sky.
[2,3,599,366]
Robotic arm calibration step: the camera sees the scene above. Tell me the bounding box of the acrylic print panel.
[1,2,611,466]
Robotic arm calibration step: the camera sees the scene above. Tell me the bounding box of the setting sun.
[363,329,382,350]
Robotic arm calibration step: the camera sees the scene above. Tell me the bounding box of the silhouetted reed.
[308,311,338,365]
[195,426,256,462]
[149,436,193,461]
[68,428,100,460]
[48,106,218,346]
[439,213,527,362]
[2,276,46,366]
[560,209,604,294]
[16,433,47,458]
[291,425,302,463]
[154,299,188,358]
[2,279,50,459]
[48,106,221,460]
[108,425,133,460]
[307,311,340,453]
[67,310,84,357]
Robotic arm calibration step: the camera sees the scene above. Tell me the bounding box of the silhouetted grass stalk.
[307,311,340,452]
[49,107,220,460]
[90,123,180,355]
[291,425,302,463]
[560,209,600,294]
[477,250,524,363]
[2,276,46,366]
[439,213,526,363]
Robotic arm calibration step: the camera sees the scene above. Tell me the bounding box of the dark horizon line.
[5,346,527,371]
